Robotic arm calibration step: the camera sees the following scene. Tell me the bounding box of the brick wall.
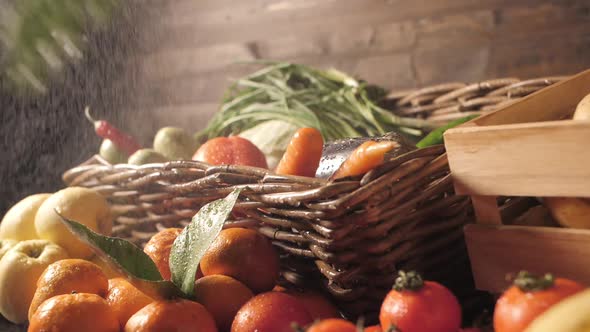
[127,0,590,139]
[2,0,590,218]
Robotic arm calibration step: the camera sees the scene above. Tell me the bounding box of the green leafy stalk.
[169,188,242,297]
[197,62,434,144]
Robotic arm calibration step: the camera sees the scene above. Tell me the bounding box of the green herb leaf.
[57,213,183,299]
[169,188,242,297]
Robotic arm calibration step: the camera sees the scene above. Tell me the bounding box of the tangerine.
[193,136,268,169]
[231,292,313,332]
[201,228,279,293]
[194,274,254,332]
[106,277,153,328]
[307,318,357,332]
[125,299,217,332]
[143,227,183,280]
[28,293,119,332]
[279,287,340,320]
[28,258,108,320]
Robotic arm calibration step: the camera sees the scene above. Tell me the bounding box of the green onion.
[197,62,437,143]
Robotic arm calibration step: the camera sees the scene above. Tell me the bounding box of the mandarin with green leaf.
[143,228,183,281]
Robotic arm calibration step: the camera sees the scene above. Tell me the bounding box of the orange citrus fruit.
[90,255,123,279]
[106,277,153,328]
[307,318,357,332]
[193,136,268,169]
[278,287,340,320]
[125,299,217,332]
[28,258,108,320]
[194,274,254,332]
[28,293,119,332]
[143,228,182,280]
[201,228,279,293]
[231,291,313,332]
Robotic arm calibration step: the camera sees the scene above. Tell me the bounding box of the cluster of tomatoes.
[345,270,584,332]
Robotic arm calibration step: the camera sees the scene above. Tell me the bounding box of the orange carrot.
[275,127,324,177]
[332,140,398,179]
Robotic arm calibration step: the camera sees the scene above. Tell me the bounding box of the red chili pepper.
[85,107,141,155]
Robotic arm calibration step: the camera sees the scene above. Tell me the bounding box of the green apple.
[128,148,169,165]
[99,139,128,164]
[153,127,197,160]
[0,240,68,323]
[35,187,112,259]
[0,193,52,241]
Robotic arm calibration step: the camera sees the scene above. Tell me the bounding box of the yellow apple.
[35,187,112,259]
[0,193,51,241]
[525,289,590,332]
[0,240,68,324]
[0,240,17,260]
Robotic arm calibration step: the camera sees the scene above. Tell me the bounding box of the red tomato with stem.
[379,271,462,332]
[493,271,585,332]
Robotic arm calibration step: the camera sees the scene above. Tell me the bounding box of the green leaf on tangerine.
[58,213,183,299]
[170,188,242,297]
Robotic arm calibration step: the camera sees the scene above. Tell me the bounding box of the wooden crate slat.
[465,224,590,293]
[446,120,590,197]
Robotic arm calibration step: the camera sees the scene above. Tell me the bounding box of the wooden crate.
[444,69,590,293]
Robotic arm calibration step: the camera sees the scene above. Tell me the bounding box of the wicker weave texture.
[384,76,567,124]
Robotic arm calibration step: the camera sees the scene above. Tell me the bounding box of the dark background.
[2,0,590,216]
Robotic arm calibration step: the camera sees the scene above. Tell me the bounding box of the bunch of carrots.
[194,127,399,180]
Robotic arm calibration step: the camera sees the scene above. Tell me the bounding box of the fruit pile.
[1,187,588,332]
[1,100,589,331]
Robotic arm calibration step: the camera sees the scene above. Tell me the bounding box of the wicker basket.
[64,146,473,320]
[62,75,566,321]
[382,76,568,124]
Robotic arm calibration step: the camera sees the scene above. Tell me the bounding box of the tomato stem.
[383,324,400,332]
[393,270,424,292]
[291,322,308,332]
[513,271,555,292]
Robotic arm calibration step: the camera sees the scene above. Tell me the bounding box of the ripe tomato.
[493,271,585,332]
[379,271,461,332]
[307,318,357,332]
[363,325,383,332]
